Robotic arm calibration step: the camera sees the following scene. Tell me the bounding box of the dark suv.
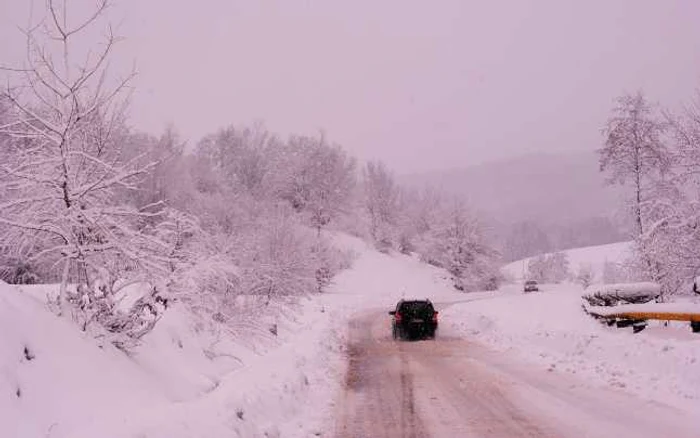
[524,280,539,293]
[389,299,438,340]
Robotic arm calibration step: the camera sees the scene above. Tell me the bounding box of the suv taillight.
[432,311,438,323]
[395,312,402,323]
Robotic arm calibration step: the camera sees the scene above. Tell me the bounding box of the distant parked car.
[389,299,438,340]
[524,280,539,293]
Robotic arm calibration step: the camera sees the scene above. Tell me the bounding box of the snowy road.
[334,306,698,438]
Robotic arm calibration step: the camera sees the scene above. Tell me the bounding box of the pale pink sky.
[1,0,700,172]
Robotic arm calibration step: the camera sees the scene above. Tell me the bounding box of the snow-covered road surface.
[334,307,698,438]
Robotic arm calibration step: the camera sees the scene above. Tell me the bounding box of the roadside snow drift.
[0,285,165,437]
[442,286,700,414]
[0,280,348,438]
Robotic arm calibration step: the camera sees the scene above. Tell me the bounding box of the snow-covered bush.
[410,199,502,291]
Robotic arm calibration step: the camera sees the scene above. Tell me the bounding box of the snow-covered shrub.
[411,200,502,292]
[527,252,570,283]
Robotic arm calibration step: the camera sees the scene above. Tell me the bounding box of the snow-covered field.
[443,287,700,415]
[502,241,632,282]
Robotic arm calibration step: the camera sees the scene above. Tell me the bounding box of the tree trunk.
[59,258,71,316]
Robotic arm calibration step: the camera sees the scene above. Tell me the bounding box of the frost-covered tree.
[600,91,670,237]
[576,263,594,288]
[393,186,442,254]
[549,252,570,283]
[282,134,356,233]
[363,161,399,246]
[527,252,569,283]
[633,94,700,295]
[527,255,548,283]
[0,1,172,315]
[413,199,501,291]
[197,124,278,196]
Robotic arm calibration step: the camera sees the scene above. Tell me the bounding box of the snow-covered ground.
[442,284,700,415]
[502,241,632,282]
[4,234,699,437]
[0,233,468,438]
[1,281,348,437]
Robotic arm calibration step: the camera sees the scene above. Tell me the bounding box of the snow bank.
[123,294,350,438]
[442,286,700,413]
[582,282,661,306]
[0,285,165,438]
[502,241,632,282]
[0,281,349,437]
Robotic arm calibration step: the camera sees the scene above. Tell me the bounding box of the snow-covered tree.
[599,91,670,237]
[197,124,278,196]
[527,252,569,283]
[549,252,570,283]
[363,161,399,247]
[413,199,501,291]
[576,263,594,288]
[0,0,172,316]
[527,255,548,283]
[281,134,356,233]
[632,94,700,295]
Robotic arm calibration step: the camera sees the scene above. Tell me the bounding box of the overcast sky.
[1,0,700,173]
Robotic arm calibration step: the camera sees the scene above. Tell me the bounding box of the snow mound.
[582,282,661,306]
[0,281,347,438]
[0,284,165,438]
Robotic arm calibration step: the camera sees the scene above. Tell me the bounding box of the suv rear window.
[398,301,434,316]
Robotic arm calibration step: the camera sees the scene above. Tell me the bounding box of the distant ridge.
[399,151,622,226]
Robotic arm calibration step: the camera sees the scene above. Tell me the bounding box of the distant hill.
[399,151,628,260]
[501,241,632,282]
[399,151,623,226]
